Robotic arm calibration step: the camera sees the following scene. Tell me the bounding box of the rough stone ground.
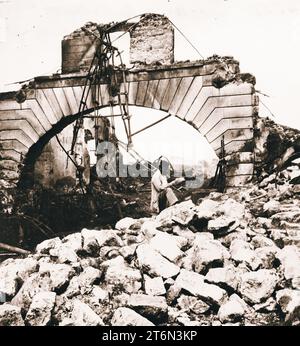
[1,162,300,326]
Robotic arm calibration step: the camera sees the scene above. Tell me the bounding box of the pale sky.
[1,0,300,165]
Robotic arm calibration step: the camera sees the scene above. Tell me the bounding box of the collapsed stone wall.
[129,14,174,66]
[254,116,300,178]
[1,181,300,326]
[62,22,98,74]
[61,14,174,73]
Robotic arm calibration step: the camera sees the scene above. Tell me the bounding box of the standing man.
[150,158,184,214]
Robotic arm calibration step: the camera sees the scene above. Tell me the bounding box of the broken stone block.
[212,320,222,326]
[194,199,218,220]
[255,246,279,269]
[276,245,300,281]
[127,294,168,323]
[271,211,300,225]
[271,226,300,251]
[166,282,182,305]
[157,230,189,249]
[61,232,83,253]
[229,293,252,313]
[98,230,124,247]
[253,297,277,313]
[39,262,76,292]
[167,306,183,324]
[218,296,245,323]
[136,243,180,279]
[0,260,20,298]
[194,232,214,242]
[257,217,272,229]
[276,288,300,325]
[292,277,300,290]
[111,307,154,326]
[99,246,120,261]
[119,244,137,260]
[16,257,39,282]
[179,248,195,272]
[115,217,138,231]
[64,277,83,299]
[156,200,195,225]
[251,235,276,249]
[182,237,230,274]
[71,300,104,326]
[177,317,202,326]
[205,265,239,291]
[80,257,101,270]
[221,229,248,248]
[49,244,79,264]
[172,226,196,246]
[36,237,62,254]
[177,295,210,314]
[218,198,245,219]
[164,277,175,289]
[81,229,123,256]
[208,216,237,235]
[125,233,145,246]
[282,233,300,249]
[102,256,142,294]
[141,220,159,239]
[25,291,56,326]
[0,257,39,299]
[81,229,100,255]
[170,201,198,226]
[91,286,109,303]
[239,269,279,305]
[111,292,130,310]
[230,239,262,270]
[144,276,166,296]
[263,200,281,217]
[79,266,101,286]
[270,229,287,247]
[0,304,24,326]
[175,269,227,307]
[11,273,52,311]
[59,318,76,326]
[149,233,184,263]
[253,227,268,235]
[258,173,276,188]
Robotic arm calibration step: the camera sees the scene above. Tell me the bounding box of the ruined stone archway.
[0,59,257,187]
[0,14,259,187]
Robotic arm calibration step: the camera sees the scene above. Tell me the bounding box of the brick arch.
[0,60,258,186]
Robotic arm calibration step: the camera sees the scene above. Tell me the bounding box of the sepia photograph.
[0,0,300,333]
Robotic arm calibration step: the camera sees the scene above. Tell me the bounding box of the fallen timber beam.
[0,242,31,255]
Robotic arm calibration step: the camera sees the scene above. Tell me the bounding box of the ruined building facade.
[0,14,269,188]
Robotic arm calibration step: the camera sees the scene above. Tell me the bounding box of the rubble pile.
[254,116,300,178]
[1,181,300,326]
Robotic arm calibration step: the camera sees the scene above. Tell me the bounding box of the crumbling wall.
[254,116,300,177]
[61,14,175,72]
[129,14,174,66]
[62,22,98,74]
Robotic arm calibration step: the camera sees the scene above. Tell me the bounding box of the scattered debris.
[2,153,300,327]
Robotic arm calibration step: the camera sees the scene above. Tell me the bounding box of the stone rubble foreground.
[1,172,300,326]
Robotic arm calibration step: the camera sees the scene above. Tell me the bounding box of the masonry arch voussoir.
[0,59,258,186]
